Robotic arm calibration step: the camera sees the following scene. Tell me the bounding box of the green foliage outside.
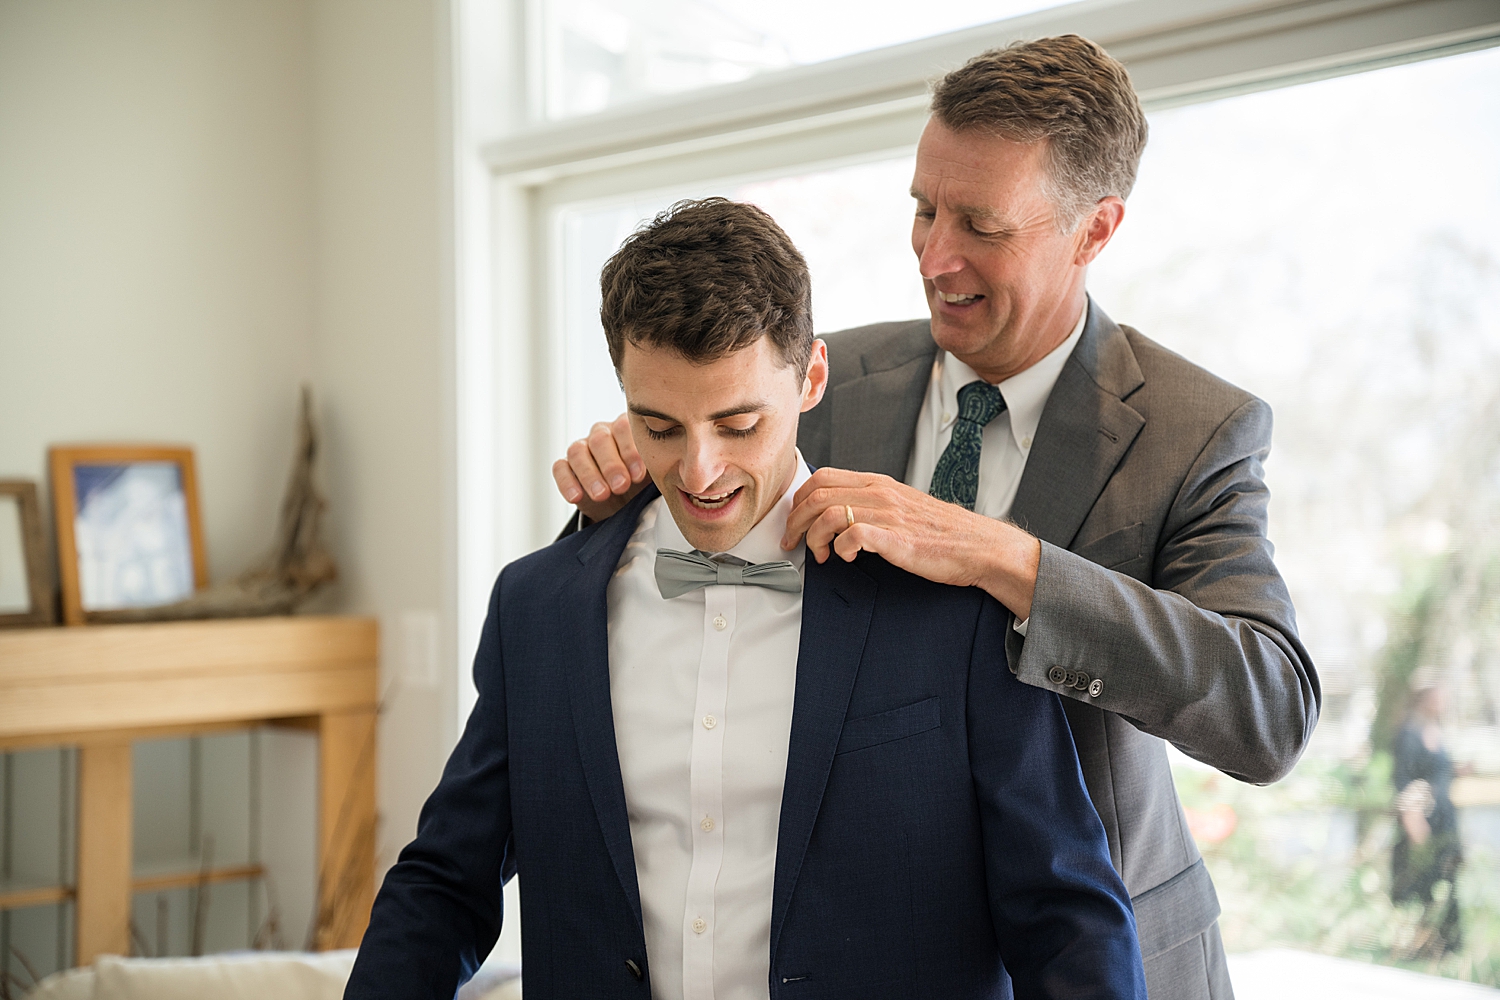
[1176,759,1500,987]
[1175,545,1500,988]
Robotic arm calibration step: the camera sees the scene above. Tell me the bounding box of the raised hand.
[552,413,649,523]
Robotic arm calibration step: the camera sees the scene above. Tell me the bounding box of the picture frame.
[49,445,209,626]
[0,480,55,628]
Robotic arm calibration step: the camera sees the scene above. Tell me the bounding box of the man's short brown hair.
[600,197,814,376]
[930,34,1148,230]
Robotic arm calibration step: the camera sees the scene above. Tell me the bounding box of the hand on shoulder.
[552,413,649,522]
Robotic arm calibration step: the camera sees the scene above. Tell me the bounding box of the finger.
[567,438,612,502]
[792,467,872,507]
[784,482,880,547]
[587,421,634,494]
[800,505,854,563]
[832,522,871,562]
[784,483,851,542]
[610,413,646,482]
[553,459,586,505]
[833,522,901,564]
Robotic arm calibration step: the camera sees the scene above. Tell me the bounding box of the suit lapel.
[769,552,878,959]
[830,323,937,479]
[559,486,662,930]
[1009,301,1146,550]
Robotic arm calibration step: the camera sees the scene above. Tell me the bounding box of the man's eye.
[720,424,757,438]
[643,425,679,441]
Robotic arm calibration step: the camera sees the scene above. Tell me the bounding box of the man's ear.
[800,339,830,412]
[1074,196,1125,267]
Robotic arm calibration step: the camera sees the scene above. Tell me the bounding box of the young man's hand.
[552,413,648,523]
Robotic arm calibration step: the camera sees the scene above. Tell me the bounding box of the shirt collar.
[653,450,811,567]
[938,301,1088,454]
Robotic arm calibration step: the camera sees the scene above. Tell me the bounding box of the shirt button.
[702,714,717,729]
[713,614,727,631]
[1021,435,1033,449]
[701,815,715,832]
[942,411,952,424]
[692,917,707,934]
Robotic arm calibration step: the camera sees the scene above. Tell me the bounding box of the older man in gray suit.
[554,35,1318,1000]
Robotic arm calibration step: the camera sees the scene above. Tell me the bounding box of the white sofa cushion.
[94,950,357,1000]
[25,952,521,1000]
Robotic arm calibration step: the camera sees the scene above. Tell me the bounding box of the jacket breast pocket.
[835,697,941,755]
[1073,521,1146,572]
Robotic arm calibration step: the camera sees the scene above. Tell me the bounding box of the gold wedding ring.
[844,504,855,529]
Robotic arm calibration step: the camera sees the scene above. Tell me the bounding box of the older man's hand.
[552,413,649,523]
[782,468,1042,620]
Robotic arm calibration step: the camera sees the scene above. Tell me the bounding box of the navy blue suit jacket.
[345,486,1145,999]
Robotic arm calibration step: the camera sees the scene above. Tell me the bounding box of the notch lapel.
[769,552,878,959]
[1009,302,1146,550]
[830,322,937,479]
[559,486,662,930]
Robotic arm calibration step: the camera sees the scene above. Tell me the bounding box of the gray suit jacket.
[798,301,1319,968]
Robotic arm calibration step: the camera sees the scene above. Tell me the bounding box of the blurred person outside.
[1393,675,1467,957]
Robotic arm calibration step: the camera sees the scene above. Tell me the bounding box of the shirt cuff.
[1012,616,1029,637]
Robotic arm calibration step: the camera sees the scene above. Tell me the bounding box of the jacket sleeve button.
[1047,665,1067,685]
[1088,678,1104,698]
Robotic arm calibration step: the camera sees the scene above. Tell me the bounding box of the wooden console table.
[0,616,378,965]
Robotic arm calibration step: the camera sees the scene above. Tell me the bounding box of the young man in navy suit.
[344,198,1145,1000]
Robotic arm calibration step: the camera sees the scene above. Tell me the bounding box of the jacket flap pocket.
[1073,521,1145,570]
[836,696,941,755]
[1131,859,1221,959]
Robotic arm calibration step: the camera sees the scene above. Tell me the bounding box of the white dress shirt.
[607,457,812,1000]
[904,305,1088,521]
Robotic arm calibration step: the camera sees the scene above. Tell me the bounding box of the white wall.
[306,0,458,880]
[0,0,316,574]
[0,0,459,969]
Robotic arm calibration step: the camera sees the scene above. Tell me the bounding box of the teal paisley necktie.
[929,380,1006,511]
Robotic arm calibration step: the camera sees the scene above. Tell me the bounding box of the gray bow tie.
[654,548,802,599]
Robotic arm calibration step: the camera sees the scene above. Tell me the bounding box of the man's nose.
[917,217,964,280]
[679,434,726,494]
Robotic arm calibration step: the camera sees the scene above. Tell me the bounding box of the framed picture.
[49,445,208,626]
[0,480,54,627]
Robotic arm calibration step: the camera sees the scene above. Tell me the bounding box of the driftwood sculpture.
[88,388,337,623]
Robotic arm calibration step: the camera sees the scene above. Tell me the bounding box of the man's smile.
[938,290,983,305]
[679,485,745,521]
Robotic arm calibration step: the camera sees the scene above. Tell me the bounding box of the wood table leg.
[76,741,133,964]
[312,709,377,951]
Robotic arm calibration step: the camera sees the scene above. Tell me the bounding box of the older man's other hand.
[552,413,649,523]
[782,468,1042,620]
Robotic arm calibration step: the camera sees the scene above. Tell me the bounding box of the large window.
[463,0,1500,984]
